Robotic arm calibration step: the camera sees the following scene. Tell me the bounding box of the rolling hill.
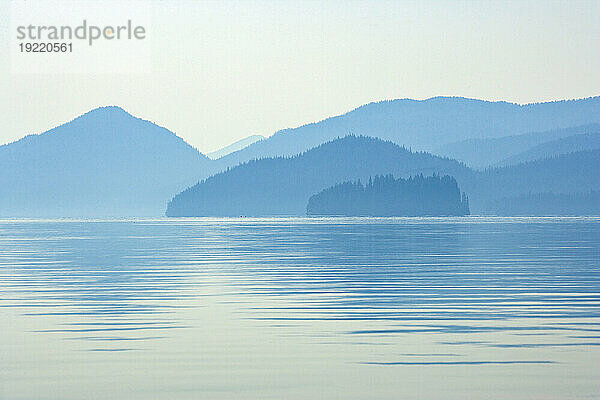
[166,135,472,216]
[168,139,600,216]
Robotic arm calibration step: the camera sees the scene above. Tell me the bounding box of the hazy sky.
[1,0,599,153]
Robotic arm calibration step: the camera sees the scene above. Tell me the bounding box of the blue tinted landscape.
[1,97,599,217]
[1,96,599,399]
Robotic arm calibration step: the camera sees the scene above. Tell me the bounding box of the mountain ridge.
[3,96,599,217]
[214,96,600,169]
[495,131,600,166]
[0,106,212,217]
[166,135,472,217]
[206,135,265,159]
[168,139,600,217]
[468,149,600,211]
[434,124,600,168]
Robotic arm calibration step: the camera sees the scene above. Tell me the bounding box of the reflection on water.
[0,217,599,399]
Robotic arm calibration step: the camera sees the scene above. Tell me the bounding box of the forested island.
[306,174,470,216]
[165,136,469,216]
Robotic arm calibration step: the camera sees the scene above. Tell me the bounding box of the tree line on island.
[307,174,470,216]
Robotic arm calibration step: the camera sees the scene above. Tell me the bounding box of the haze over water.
[1,217,599,399]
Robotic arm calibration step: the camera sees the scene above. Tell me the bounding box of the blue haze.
[1,97,599,217]
[167,136,599,216]
[166,136,471,217]
[434,124,600,168]
[0,107,212,217]
[495,131,600,167]
[214,97,600,168]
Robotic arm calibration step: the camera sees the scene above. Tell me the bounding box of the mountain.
[5,97,600,217]
[214,97,600,169]
[166,135,471,216]
[307,174,470,216]
[167,139,598,217]
[206,135,265,159]
[433,124,600,168]
[468,150,600,212]
[0,106,212,217]
[496,131,600,166]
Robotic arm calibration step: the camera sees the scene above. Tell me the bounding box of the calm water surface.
[1,217,599,399]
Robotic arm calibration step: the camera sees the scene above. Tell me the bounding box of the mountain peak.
[77,105,133,121]
[88,105,128,114]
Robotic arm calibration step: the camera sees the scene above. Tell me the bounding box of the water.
[1,217,599,399]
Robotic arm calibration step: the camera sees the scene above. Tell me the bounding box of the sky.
[0,0,599,153]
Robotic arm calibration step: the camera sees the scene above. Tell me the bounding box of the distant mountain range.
[206,135,265,159]
[495,131,600,167]
[434,124,600,168]
[0,107,212,216]
[213,96,600,169]
[467,150,600,211]
[2,96,599,217]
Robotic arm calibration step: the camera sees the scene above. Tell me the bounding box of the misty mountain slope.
[468,150,600,212]
[483,191,600,216]
[0,106,212,216]
[206,135,265,159]
[434,124,600,168]
[214,97,600,169]
[167,135,472,216]
[496,131,600,166]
